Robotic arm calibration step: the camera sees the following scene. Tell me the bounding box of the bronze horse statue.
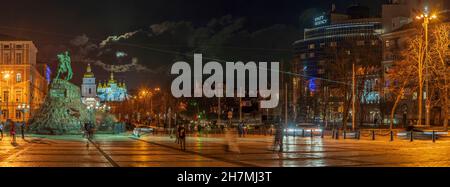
[55,51,73,81]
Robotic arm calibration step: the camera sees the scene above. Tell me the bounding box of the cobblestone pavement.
[0,133,449,167]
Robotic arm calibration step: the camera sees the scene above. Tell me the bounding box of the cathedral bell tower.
[81,64,98,106]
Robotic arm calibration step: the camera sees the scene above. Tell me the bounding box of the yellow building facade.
[0,35,50,122]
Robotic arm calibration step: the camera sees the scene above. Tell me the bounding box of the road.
[1,133,450,167]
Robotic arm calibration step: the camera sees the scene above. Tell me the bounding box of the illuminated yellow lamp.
[1,71,13,80]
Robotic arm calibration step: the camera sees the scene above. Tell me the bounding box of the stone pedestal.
[29,79,91,135]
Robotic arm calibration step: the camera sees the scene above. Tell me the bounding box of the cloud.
[93,57,152,73]
[70,34,90,46]
[68,32,154,73]
[99,30,140,48]
[66,15,299,77]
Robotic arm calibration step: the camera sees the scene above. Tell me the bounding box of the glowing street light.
[1,71,13,80]
[17,103,30,122]
[415,6,437,127]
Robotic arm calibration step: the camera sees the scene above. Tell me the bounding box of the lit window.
[412,92,418,100]
[15,110,21,119]
[15,91,21,102]
[16,53,23,64]
[309,44,315,49]
[3,53,11,64]
[330,42,337,47]
[385,40,391,47]
[16,73,22,83]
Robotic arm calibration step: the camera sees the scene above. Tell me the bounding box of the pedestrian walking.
[83,121,91,147]
[238,121,244,137]
[178,124,186,151]
[0,121,4,140]
[88,121,95,139]
[224,127,240,153]
[273,124,283,152]
[83,122,90,139]
[175,124,180,144]
[9,120,16,144]
[20,122,25,139]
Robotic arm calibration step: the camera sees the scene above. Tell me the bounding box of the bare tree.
[429,24,450,129]
[386,53,418,130]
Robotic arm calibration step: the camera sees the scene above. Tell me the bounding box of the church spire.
[108,71,116,84]
[84,63,95,78]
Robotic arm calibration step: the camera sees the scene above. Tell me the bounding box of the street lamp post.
[139,87,160,125]
[17,103,30,139]
[416,7,437,127]
[17,103,30,122]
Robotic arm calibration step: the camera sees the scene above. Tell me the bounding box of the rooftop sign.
[314,14,328,27]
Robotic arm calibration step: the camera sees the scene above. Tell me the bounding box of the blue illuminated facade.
[97,72,128,102]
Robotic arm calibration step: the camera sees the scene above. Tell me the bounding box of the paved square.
[0,133,449,167]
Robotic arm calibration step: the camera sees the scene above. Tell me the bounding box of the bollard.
[372,130,375,140]
[335,129,339,140]
[321,129,324,139]
[357,130,360,140]
[410,131,414,142]
[310,129,313,138]
[302,129,305,137]
[432,130,436,143]
[390,131,394,142]
[344,130,347,139]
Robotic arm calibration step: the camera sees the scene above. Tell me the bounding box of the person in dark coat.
[178,125,186,151]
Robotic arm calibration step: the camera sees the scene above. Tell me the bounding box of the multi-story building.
[0,34,50,122]
[292,5,383,123]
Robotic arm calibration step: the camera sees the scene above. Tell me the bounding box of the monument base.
[29,79,91,135]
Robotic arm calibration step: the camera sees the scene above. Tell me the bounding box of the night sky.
[0,0,384,91]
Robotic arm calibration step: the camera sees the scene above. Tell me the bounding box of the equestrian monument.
[29,51,91,135]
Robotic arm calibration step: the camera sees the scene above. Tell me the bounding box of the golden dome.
[108,72,116,84]
[84,64,95,78]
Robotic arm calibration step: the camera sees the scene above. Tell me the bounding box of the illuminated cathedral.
[97,72,128,102]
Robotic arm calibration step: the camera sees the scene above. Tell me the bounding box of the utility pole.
[352,63,356,131]
[285,83,288,128]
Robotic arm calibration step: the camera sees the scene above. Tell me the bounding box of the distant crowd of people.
[0,119,26,144]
